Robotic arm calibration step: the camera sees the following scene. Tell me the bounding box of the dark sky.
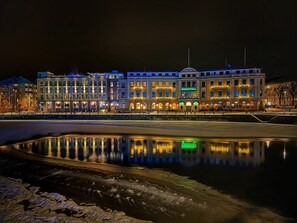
[0,0,296,80]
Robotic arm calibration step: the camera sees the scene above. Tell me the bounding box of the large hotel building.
[37,66,265,112]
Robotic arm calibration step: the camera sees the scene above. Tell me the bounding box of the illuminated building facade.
[265,78,297,107]
[126,71,179,111]
[0,76,37,112]
[197,67,265,110]
[36,66,265,112]
[37,70,124,112]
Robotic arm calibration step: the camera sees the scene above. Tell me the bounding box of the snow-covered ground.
[0,176,151,223]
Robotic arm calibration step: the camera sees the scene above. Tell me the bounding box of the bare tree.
[284,81,297,107]
[274,86,284,105]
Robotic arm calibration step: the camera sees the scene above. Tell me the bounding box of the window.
[182,82,186,87]
[260,79,263,85]
[226,90,230,97]
[136,81,140,87]
[220,71,224,75]
[152,92,156,98]
[210,91,214,97]
[143,91,147,97]
[234,90,239,97]
[227,81,230,86]
[143,82,147,87]
[172,92,176,97]
[121,92,126,98]
[130,92,134,97]
[201,72,205,76]
[250,79,254,85]
[152,82,156,87]
[210,81,214,86]
[234,80,239,86]
[158,82,162,86]
[202,92,206,98]
[192,81,196,87]
[110,82,113,87]
[172,82,176,88]
[193,74,196,77]
[242,89,247,97]
[130,82,134,87]
[218,81,222,86]
[242,79,246,85]
[187,82,191,87]
[136,91,140,97]
[218,91,222,97]
[158,92,163,97]
[165,92,169,97]
[236,70,240,74]
[201,81,206,87]
[182,74,185,78]
[121,82,125,88]
[187,74,191,78]
[250,89,255,97]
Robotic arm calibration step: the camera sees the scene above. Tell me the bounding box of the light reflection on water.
[12,135,267,168]
[8,135,297,220]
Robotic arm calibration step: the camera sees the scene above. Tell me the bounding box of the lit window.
[234,90,239,97]
[250,89,254,97]
[242,89,247,96]
[210,91,214,97]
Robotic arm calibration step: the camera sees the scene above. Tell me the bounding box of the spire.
[188,48,190,67]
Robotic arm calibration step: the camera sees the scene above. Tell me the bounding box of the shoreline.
[1,120,297,145]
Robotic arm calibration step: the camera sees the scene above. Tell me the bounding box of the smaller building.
[265,77,297,108]
[0,76,37,112]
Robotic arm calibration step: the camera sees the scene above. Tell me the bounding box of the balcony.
[210,85,229,89]
[239,84,251,88]
[154,86,173,89]
[210,96,230,100]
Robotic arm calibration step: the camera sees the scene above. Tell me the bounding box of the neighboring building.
[37,70,124,112]
[0,76,37,112]
[265,77,297,107]
[126,71,179,111]
[36,66,265,112]
[198,67,265,110]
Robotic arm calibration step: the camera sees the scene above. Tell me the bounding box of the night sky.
[0,0,296,80]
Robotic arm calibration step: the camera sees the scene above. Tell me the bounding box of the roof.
[180,67,198,73]
[0,76,34,86]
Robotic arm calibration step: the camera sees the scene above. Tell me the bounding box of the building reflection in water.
[13,135,266,168]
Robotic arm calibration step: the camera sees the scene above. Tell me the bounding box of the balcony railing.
[210,85,229,89]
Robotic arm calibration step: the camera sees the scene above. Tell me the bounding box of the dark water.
[11,135,297,219]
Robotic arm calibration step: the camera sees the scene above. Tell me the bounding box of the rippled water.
[9,135,297,221]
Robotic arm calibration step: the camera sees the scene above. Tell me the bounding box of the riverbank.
[0,112,297,124]
[0,120,297,145]
[0,149,291,223]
